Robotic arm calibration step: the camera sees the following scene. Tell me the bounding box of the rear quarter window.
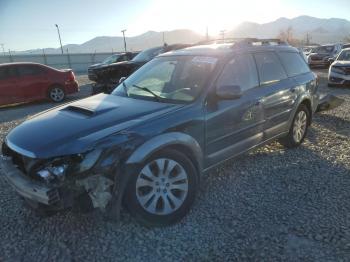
[278,52,310,77]
[254,52,287,85]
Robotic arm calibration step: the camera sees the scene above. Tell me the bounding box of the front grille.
[330,77,343,83]
[311,56,322,61]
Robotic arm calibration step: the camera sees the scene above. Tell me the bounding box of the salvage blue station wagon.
[1,39,319,226]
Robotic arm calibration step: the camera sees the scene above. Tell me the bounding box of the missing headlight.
[77,149,102,173]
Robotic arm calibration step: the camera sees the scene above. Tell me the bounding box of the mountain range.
[17,15,350,54]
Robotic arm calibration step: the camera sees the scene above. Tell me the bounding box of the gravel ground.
[0,71,349,261]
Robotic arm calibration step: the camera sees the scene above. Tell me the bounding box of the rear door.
[17,64,49,101]
[278,51,317,112]
[253,51,297,139]
[0,66,19,106]
[205,53,265,167]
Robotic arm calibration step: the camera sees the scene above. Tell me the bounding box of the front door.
[205,53,265,168]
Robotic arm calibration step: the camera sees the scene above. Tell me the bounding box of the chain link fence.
[0,52,116,73]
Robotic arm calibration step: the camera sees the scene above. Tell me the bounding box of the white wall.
[0,53,116,73]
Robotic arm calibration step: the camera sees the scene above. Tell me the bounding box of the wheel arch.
[47,83,66,94]
[299,98,312,125]
[126,132,203,175]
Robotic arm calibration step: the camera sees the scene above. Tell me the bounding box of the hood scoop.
[61,105,95,117]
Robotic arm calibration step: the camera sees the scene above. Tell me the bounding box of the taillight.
[67,71,75,81]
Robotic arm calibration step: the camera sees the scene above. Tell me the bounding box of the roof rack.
[196,38,289,48]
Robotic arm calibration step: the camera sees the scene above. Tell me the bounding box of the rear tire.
[125,149,198,226]
[279,104,310,148]
[48,85,65,102]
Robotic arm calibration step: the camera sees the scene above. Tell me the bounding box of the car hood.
[332,61,350,67]
[88,63,105,69]
[6,94,183,158]
[106,60,143,68]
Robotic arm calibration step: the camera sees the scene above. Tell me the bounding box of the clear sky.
[1,0,350,51]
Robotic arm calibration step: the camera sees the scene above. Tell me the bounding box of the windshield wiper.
[132,84,160,101]
[122,81,128,97]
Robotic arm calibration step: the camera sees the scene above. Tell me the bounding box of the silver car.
[328,48,350,87]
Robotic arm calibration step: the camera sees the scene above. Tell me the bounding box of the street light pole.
[55,24,64,54]
[121,29,127,52]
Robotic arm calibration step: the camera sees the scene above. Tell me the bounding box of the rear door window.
[217,54,259,92]
[278,52,310,76]
[254,52,287,85]
[18,65,44,76]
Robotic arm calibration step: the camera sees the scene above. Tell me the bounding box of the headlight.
[37,164,68,182]
[36,150,102,182]
[331,66,344,74]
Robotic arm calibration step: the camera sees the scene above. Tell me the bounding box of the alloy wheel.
[50,87,65,102]
[136,158,189,215]
[293,110,307,143]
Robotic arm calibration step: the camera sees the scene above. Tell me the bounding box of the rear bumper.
[0,156,60,205]
[65,80,79,94]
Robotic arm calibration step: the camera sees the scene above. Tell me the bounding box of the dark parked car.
[0,39,319,226]
[0,62,78,106]
[90,44,191,94]
[328,48,350,87]
[307,44,342,68]
[87,52,138,81]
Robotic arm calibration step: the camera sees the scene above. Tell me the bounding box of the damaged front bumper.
[0,146,118,213]
[0,156,60,205]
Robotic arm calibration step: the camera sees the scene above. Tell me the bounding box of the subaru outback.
[0,39,319,226]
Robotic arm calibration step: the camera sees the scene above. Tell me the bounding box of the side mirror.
[216,85,242,99]
[119,77,126,84]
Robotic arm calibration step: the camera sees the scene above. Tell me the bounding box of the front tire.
[279,104,310,148]
[125,149,198,226]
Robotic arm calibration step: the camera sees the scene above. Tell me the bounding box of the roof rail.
[196,38,289,47]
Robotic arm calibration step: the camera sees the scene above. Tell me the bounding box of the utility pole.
[220,30,226,41]
[0,43,5,56]
[306,32,311,45]
[55,24,64,54]
[121,29,127,52]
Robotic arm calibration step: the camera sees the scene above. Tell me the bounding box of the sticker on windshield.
[192,56,217,64]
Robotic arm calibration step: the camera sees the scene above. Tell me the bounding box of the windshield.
[102,54,120,64]
[131,47,163,63]
[337,50,350,61]
[112,55,218,103]
[312,45,335,54]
